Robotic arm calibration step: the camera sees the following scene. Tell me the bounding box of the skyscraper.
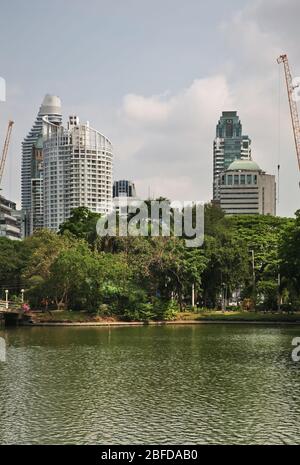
[213,111,251,200]
[43,115,113,231]
[21,95,62,236]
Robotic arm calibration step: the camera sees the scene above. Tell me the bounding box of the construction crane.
[277,54,300,177]
[0,120,14,188]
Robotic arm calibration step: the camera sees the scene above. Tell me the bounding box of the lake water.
[0,324,300,444]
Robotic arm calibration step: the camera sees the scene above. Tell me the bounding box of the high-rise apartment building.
[43,115,113,231]
[21,95,62,236]
[213,111,251,200]
[22,96,113,234]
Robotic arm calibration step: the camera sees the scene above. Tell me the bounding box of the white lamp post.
[192,283,195,308]
[5,290,8,310]
[21,289,25,303]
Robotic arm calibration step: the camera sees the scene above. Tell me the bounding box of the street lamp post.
[222,282,226,311]
[277,273,281,312]
[21,289,25,304]
[5,290,8,310]
[250,250,255,291]
[191,283,195,307]
[249,249,256,301]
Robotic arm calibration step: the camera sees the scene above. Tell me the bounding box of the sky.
[0,0,299,217]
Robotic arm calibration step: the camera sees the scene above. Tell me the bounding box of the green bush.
[154,299,179,320]
[123,302,155,321]
[96,304,111,317]
[122,298,180,321]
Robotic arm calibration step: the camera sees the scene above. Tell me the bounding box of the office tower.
[213,111,251,200]
[43,115,113,231]
[219,159,276,215]
[113,180,136,198]
[21,94,62,236]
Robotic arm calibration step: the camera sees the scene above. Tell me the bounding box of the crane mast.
[277,54,300,172]
[0,120,14,187]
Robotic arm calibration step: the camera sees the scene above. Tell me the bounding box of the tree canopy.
[0,204,298,318]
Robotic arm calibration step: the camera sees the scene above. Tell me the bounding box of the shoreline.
[22,319,300,327]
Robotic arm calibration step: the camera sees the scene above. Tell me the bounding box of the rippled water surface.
[1,324,300,444]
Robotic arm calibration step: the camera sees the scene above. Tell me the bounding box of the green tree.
[202,232,250,308]
[23,230,74,307]
[48,241,101,310]
[59,207,101,246]
[228,215,292,306]
[0,237,27,298]
[279,210,300,307]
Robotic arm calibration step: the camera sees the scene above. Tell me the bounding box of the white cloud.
[121,93,170,128]
[113,0,300,216]
[121,76,232,132]
[114,76,233,203]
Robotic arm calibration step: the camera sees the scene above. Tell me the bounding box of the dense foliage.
[0,204,298,319]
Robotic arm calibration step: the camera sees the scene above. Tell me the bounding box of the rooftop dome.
[40,94,62,115]
[227,159,261,171]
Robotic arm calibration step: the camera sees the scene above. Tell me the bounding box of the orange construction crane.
[277,54,300,174]
[0,120,14,187]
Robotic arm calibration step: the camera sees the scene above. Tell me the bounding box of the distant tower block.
[113,180,136,198]
[213,111,251,201]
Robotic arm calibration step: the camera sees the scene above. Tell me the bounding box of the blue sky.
[0,0,299,216]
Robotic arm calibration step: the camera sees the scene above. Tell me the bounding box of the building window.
[247,174,252,184]
[227,175,233,185]
[241,174,245,185]
[234,174,239,185]
[225,120,233,138]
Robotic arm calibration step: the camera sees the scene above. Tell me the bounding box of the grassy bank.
[177,310,300,322]
[29,309,300,324]
[29,310,111,323]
